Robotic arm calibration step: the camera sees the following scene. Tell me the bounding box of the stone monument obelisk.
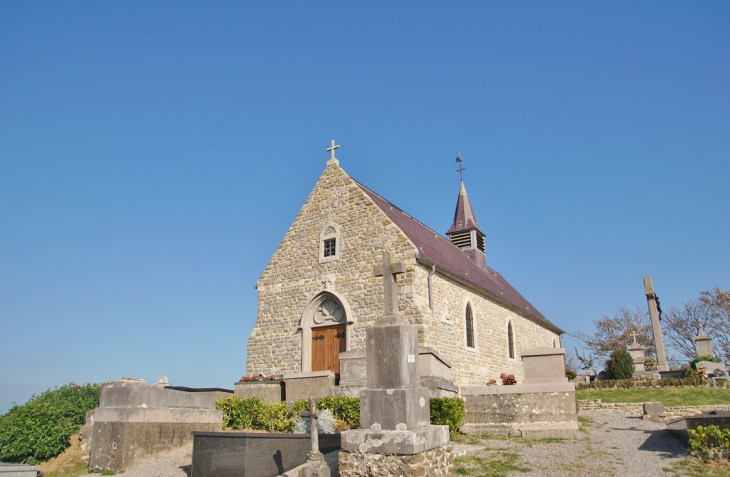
[643,276,669,371]
[339,253,451,476]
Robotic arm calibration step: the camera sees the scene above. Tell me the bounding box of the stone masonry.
[247,158,560,387]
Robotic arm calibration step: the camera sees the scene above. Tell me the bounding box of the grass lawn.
[576,387,730,406]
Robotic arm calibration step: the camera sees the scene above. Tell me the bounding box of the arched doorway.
[298,292,353,374]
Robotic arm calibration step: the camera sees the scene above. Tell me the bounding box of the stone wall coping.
[191,431,337,439]
[520,347,566,358]
[167,386,234,393]
[283,370,336,380]
[462,382,575,395]
[339,349,366,359]
[419,346,452,368]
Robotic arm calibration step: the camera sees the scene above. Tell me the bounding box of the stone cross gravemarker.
[340,252,450,463]
[694,322,715,357]
[300,398,329,477]
[643,276,669,371]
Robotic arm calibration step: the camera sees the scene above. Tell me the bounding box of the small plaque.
[407,354,415,363]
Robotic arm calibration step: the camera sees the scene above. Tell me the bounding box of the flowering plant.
[500,373,517,385]
[486,379,497,385]
[239,373,283,382]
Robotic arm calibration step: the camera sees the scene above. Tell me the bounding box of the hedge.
[0,383,101,463]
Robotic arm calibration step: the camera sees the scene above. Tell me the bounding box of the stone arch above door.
[298,291,354,372]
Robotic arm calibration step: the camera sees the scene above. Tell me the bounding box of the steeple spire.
[445,155,487,269]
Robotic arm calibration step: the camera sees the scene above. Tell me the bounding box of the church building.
[246,142,564,386]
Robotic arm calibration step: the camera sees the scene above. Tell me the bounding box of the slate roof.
[446,181,483,235]
[354,180,562,333]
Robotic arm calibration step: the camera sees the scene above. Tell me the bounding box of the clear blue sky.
[1,2,728,414]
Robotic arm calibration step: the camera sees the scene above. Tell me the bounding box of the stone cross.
[630,330,639,345]
[300,398,320,454]
[643,276,668,371]
[326,140,340,161]
[299,398,329,477]
[373,253,407,324]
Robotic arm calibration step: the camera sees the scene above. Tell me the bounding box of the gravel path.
[78,411,690,476]
[455,411,689,476]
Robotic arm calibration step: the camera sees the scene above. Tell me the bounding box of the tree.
[700,287,730,363]
[662,287,730,364]
[606,349,635,379]
[662,297,712,363]
[572,307,655,365]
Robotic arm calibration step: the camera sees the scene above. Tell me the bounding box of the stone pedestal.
[342,323,449,454]
[340,253,450,471]
[283,371,336,402]
[234,380,284,403]
[694,326,715,357]
[628,343,646,372]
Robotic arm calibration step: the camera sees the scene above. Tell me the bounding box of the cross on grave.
[300,398,320,454]
[326,140,340,162]
[373,253,407,324]
[299,398,329,477]
[630,330,639,345]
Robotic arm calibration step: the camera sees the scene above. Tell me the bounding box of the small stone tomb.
[191,431,340,477]
[234,379,285,404]
[283,371,336,402]
[667,410,730,447]
[83,378,222,474]
[695,361,728,379]
[461,347,579,439]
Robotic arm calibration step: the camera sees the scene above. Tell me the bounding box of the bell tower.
[446,156,487,269]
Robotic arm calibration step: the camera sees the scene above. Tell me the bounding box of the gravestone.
[627,331,646,371]
[299,398,329,477]
[694,323,715,357]
[339,253,451,476]
[644,276,669,371]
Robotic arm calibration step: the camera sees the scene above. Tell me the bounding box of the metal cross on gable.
[326,140,340,161]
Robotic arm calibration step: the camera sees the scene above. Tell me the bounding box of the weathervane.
[455,152,466,182]
[326,139,340,162]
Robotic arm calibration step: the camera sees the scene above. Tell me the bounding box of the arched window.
[465,304,475,348]
[319,222,341,264]
[507,321,515,359]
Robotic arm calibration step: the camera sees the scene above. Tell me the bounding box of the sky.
[1,2,728,414]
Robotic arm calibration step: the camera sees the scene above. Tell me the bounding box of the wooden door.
[311,324,346,374]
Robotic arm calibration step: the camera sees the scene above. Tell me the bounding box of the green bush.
[606,349,635,380]
[217,396,462,433]
[688,425,730,461]
[216,397,296,432]
[0,383,101,463]
[315,396,360,429]
[430,397,465,434]
[565,369,577,381]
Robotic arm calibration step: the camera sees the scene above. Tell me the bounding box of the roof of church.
[446,181,483,235]
[354,180,561,332]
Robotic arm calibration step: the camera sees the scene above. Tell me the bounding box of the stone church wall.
[246,161,560,387]
[246,163,420,376]
[413,267,560,385]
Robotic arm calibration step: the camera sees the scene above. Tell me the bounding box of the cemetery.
[1,154,729,475]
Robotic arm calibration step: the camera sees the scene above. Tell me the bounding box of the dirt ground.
[39,435,89,477]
